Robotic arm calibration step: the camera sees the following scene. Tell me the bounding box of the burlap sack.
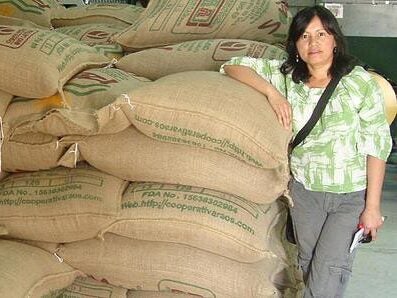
[0,25,109,99]
[0,171,8,182]
[1,133,67,172]
[114,0,291,51]
[0,240,82,298]
[119,71,291,169]
[0,89,12,119]
[57,233,282,297]
[267,203,298,265]
[3,68,148,138]
[52,4,144,28]
[55,276,128,298]
[55,23,125,59]
[70,126,289,204]
[16,239,60,253]
[0,166,127,242]
[128,291,197,298]
[3,96,66,136]
[0,0,63,27]
[264,201,302,297]
[0,89,12,118]
[0,91,12,172]
[102,181,283,262]
[117,39,286,80]
[0,15,47,28]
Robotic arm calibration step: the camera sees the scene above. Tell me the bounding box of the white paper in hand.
[350,228,364,253]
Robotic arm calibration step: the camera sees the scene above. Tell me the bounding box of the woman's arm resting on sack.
[223,65,292,130]
[359,155,386,240]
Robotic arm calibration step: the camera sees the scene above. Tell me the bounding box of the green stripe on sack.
[64,83,110,96]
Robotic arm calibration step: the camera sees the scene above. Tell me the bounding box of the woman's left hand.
[359,207,384,240]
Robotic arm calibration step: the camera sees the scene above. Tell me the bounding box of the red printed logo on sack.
[257,19,281,34]
[212,41,267,61]
[0,27,37,49]
[212,41,248,61]
[83,30,112,43]
[32,0,50,9]
[63,70,118,96]
[186,1,226,28]
[277,0,289,17]
[75,71,118,85]
[217,41,248,52]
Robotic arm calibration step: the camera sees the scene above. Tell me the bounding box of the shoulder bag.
[285,73,342,244]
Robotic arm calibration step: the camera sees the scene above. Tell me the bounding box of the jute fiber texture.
[0,90,12,117]
[0,15,47,29]
[0,240,82,298]
[55,23,126,59]
[55,276,128,298]
[102,181,284,263]
[0,166,127,242]
[127,291,197,298]
[3,68,149,138]
[115,0,290,50]
[69,126,289,204]
[1,133,67,172]
[56,233,281,297]
[52,4,144,27]
[0,25,109,98]
[0,0,63,27]
[117,39,286,80]
[119,71,291,169]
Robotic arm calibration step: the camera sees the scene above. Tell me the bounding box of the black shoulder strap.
[290,74,342,151]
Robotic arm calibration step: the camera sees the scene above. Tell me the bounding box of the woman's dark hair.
[280,5,358,83]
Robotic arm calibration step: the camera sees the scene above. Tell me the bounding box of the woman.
[220,6,391,298]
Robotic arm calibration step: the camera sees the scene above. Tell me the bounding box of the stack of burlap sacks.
[0,1,303,297]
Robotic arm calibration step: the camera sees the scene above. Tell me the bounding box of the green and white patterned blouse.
[220,57,392,193]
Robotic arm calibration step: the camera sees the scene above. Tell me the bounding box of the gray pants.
[290,179,366,298]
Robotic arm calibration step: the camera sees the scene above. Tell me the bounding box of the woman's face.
[295,15,336,69]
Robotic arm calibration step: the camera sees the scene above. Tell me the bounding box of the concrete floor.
[345,163,397,297]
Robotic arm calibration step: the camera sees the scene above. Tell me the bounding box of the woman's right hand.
[267,92,292,130]
[223,65,292,130]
